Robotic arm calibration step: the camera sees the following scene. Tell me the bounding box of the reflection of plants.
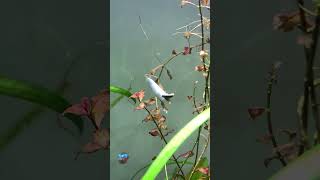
[111,0,210,179]
[249,1,320,178]
[0,72,83,150]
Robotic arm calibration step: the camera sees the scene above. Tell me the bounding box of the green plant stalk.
[143,106,185,177]
[142,108,210,180]
[110,85,136,104]
[131,160,193,180]
[0,75,83,132]
[269,144,320,180]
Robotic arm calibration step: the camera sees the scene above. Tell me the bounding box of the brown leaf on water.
[172,49,177,55]
[248,107,265,120]
[187,96,193,100]
[201,0,209,6]
[81,128,110,153]
[130,89,145,101]
[195,65,206,72]
[143,109,162,122]
[144,98,156,106]
[297,34,313,48]
[91,90,109,128]
[135,102,146,110]
[256,134,273,144]
[178,150,194,158]
[149,128,160,137]
[144,114,153,122]
[63,97,91,116]
[273,11,314,32]
[183,47,192,55]
[159,123,167,130]
[63,90,109,128]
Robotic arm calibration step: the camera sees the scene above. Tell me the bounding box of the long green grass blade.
[142,108,210,180]
[269,144,320,180]
[110,85,136,103]
[0,75,83,132]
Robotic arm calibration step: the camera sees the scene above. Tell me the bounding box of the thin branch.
[143,106,185,177]
[138,16,149,40]
[297,0,311,154]
[266,66,287,166]
[308,6,320,144]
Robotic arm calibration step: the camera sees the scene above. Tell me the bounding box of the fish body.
[145,76,174,103]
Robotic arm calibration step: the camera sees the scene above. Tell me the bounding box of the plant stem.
[188,129,210,179]
[266,68,287,166]
[143,107,185,178]
[297,0,311,154]
[308,7,320,144]
[157,42,209,79]
[297,1,320,148]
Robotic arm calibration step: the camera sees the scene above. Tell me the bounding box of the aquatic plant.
[248,0,320,178]
[0,60,83,150]
[111,0,211,179]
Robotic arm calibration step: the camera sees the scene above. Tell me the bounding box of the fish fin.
[162,93,174,102]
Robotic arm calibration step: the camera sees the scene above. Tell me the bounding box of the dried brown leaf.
[297,34,313,48]
[130,89,145,101]
[178,150,194,158]
[256,134,273,144]
[135,102,146,110]
[248,107,265,120]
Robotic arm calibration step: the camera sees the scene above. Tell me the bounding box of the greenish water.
[110,0,210,179]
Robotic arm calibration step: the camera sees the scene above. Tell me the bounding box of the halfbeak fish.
[145,74,174,103]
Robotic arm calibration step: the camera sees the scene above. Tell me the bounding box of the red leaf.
[144,98,156,106]
[248,107,265,120]
[63,97,91,116]
[195,65,206,72]
[130,89,145,101]
[93,128,110,149]
[197,167,209,175]
[135,102,146,110]
[91,90,109,128]
[183,47,192,55]
[149,128,160,137]
[273,11,314,32]
[81,129,110,154]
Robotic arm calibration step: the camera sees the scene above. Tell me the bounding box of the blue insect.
[118,152,129,164]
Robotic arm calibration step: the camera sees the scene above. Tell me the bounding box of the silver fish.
[145,74,174,104]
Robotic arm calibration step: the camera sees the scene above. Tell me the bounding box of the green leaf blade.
[142,108,210,180]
